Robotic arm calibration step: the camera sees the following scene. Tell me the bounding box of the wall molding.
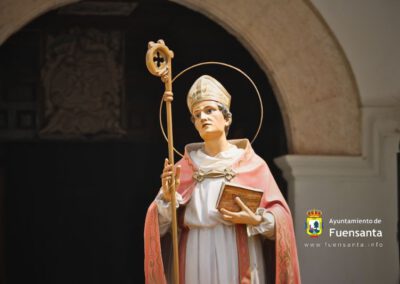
[275,107,400,181]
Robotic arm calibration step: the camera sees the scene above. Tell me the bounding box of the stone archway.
[0,0,79,45]
[0,0,361,155]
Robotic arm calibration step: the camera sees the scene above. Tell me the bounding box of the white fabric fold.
[155,191,183,236]
[247,208,276,240]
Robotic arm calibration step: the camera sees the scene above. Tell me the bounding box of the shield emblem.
[305,209,323,238]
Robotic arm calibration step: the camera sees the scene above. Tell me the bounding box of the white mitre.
[186,75,231,113]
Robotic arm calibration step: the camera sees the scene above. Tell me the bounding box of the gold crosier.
[146,40,180,284]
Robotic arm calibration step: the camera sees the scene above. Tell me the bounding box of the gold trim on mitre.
[186,75,231,113]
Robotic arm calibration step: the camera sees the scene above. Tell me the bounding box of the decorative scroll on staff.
[145,40,180,284]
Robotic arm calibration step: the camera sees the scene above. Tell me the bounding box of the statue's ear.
[226,117,232,126]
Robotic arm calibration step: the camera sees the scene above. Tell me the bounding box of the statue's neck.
[203,136,231,157]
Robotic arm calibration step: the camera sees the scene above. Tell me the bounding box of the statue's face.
[192,100,230,141]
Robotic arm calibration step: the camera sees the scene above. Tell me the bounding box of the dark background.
[0,1,287,283]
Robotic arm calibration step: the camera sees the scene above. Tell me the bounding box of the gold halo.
[159,61,264,158]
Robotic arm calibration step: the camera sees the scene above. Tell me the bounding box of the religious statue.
[144,41,300,284]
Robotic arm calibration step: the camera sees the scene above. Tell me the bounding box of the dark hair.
[190,103,232,136]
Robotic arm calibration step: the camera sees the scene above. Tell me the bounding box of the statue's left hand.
[220,197,262,226]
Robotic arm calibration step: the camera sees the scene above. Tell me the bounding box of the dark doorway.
[0,1,287,283]
[5,141,163,284]
[397,145,399,263]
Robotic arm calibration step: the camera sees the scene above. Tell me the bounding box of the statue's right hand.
[161,158,181,202]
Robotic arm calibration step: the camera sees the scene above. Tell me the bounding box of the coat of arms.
[305,209,323,238]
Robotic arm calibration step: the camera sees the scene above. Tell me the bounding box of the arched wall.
[0,0,79,46]
[0,0,361,155]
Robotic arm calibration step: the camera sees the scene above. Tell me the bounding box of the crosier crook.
[146,40,179,284]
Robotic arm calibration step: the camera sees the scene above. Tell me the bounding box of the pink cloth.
[144,139,301,283]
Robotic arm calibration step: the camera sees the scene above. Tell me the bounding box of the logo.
[305,209,323,238]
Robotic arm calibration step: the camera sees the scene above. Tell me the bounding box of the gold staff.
[146,40,179,284]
